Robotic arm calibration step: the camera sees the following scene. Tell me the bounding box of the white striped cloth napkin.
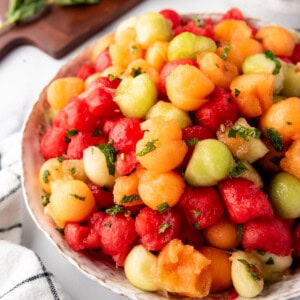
[0,133,70,300]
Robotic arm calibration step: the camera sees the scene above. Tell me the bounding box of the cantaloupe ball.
[256,25,295,57]
[260,97,300,143]
[197,52,239,89]
[47,77,85,110]
[138,170,185,211]
[39,158,87,194]
[39,158,63,194]
[199,246,233,293]
[145,41,169,71]
[166,64,214,111]
[214,19,252,42]
[203,216,240,250]
[280,139,300,180]
[46,180,96,228]
[136,117,188,173]
[230,73,274,118]
[113,171,143,207]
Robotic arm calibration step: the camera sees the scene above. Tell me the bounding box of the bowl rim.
[20,12,300,300]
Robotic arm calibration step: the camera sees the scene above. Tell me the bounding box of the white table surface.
[1,1,299,299]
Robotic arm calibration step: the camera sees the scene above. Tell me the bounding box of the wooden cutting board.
[0,0,143,60]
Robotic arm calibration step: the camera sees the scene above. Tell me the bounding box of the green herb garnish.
[106,205,128,216]
[101,186,110,192]
[234,88,240,97]
[221,44,231,60]
[265,127,283,152]
[41,194,50,206]
[237,224,243,241]
[64,136,71,143]
[270,155,283,166]
[129,45,139,52]
[69,167,76,174]
[193,222,200,229]
[228,124,261,141]
[194,16,204,27]
[256,250,266,256]
[238,259,262,281]
[97,141,118,176]
[56,227,65,235]
[104,222,112,227]
[157,202,170,213]
[131,67,143,77]
[136,139,158,156]
[159,223,171,234]
[229,162,248,177]
[42,170,50,183]
[264,50,282,75]
[192,209,201,217]
[92,128,101,137]
[57,156,65,163]
[0,0,100,31]
[185,137,199,146]
[67,128,78,137]
[265,257,275,265]
[70,193,85,201]
[108,74,121,81]
[120,194,140,204]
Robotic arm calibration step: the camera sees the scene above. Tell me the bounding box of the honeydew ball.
[136,12,173,49]
[185,139,234,186]
[281,64,300,97]
[168,32,217,61]
[231,251,264,298]
[124,245,159,291]
[146,100,192,128]
[242,53,285,94]
[269,172,300,219]
[114,73,157,118]
[83,146,115,187]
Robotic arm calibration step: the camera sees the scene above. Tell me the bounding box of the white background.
[1,0,299,299]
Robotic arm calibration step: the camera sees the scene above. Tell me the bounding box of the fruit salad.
[38,7,300,299]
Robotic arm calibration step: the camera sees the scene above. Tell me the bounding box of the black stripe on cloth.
[36,255,60,300]
[0,223,22,233]
[0,182,21,204]
[0,272,54,299]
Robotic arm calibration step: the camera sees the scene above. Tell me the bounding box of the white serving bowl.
[21,13,300,300]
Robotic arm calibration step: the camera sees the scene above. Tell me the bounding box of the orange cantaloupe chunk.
[197,52,239,89]
[280,139,300,180]
[260,97,300,143]
[158,239,212,298]
[256,25,295,57]
[113,171,143,207]
[214,19,252,42]
[230,73,274,118]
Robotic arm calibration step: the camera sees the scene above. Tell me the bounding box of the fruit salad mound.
[38,7,300,299]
